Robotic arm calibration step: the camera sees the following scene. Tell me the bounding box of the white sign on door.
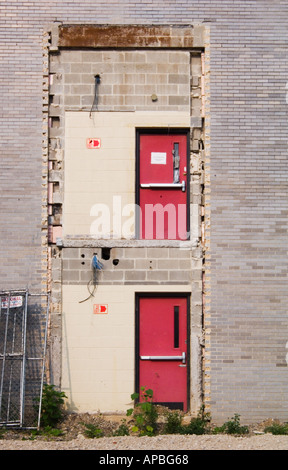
[151,152,167,165]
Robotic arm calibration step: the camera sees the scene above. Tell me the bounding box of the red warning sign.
[86,138,101,149]
[93,304,108,314]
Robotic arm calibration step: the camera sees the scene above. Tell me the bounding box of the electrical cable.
[79,255,104,303]
[89,75,101,117]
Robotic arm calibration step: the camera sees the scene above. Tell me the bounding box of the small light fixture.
[151,93,158,102]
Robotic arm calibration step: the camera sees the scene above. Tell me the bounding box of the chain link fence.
[0,290,49,429]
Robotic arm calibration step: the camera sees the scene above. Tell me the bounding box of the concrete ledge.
[61,237,200,249]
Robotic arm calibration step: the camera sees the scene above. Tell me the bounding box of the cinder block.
[62,270,79,282]
[168,74,189,84]
[124,248,147,258]
[169,271,191,282]
[125,271,146,281]
[101,270,124,281]
[169,248,190,258]
[146,270,169,281]
[168,95,190,106]
[147,248,169,258]
[62,248,80,259]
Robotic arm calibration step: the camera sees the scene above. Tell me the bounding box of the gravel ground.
[0,413,287,450]
[0,433,288,450]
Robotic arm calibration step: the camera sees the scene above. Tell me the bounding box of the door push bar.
[140,181,186,192]
[140,352,186,364]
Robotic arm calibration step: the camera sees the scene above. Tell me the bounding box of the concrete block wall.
[56,49,191,111]
[61,246,198,285]
[1,1,288,423]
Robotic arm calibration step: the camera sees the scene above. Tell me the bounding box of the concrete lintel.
[61,237,199,249]
[57,24,205,49]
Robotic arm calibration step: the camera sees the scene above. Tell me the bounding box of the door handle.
[140,352,186,364]
[140,181,186,192]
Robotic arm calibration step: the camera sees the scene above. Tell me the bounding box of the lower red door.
[137,295,189,411]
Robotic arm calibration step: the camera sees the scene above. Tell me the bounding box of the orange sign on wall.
[93,304,108,314]
[86,138,101,149]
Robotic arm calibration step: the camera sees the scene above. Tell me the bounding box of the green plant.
[181,416,208,435]
[184,406,211,435]
[38,384,67,428]
[264,422,288,435]
[42,426,64,437]
[0,428,7,439]
[163,406,210,435]
[127,386,158,436]
[163,410,183,434]
[113,419,130,436]
[213,414,249,435]
[83,423,104,439]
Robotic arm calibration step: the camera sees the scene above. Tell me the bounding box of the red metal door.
[138,296,189,411]
[138,131,189,240]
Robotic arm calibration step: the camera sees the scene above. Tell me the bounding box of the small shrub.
[264,422,288,435]
[163,406,210,435]
[83,423,104,439]
[127,386,158,436]
[38,384,67,429]
[113,420,130,436]
[181,406,211,435]
[163,411,183,434]
[213,414,249,435]
[182,416,208,435]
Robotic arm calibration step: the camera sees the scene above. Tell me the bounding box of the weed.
[183,406,211,435]
[83,423,104,439]
[264,422,288,435]
[22,426,63,440]
[42,426,64,437]
[163,406,210,435]
[213,414,249,435]
[127,386,158,436]
[163,411,183,434]
[181,416,208,435]
[36,384,67,429]
[113,419,130,436]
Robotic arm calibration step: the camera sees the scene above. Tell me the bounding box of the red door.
[137,296,189,411]
[138,131,189,240]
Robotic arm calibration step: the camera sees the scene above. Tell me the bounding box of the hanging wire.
[89,75,101,118]
[79,255,104,303]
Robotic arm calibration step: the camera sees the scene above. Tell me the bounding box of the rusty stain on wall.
[58,25,198,49]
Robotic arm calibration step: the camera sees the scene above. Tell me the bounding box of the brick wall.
[1,1,288,423]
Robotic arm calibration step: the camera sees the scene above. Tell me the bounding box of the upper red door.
[138,295,189,411]
[138,131,189,240]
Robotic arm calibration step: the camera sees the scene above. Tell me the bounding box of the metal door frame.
[135,292,191,410]
[135,128,190,240]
